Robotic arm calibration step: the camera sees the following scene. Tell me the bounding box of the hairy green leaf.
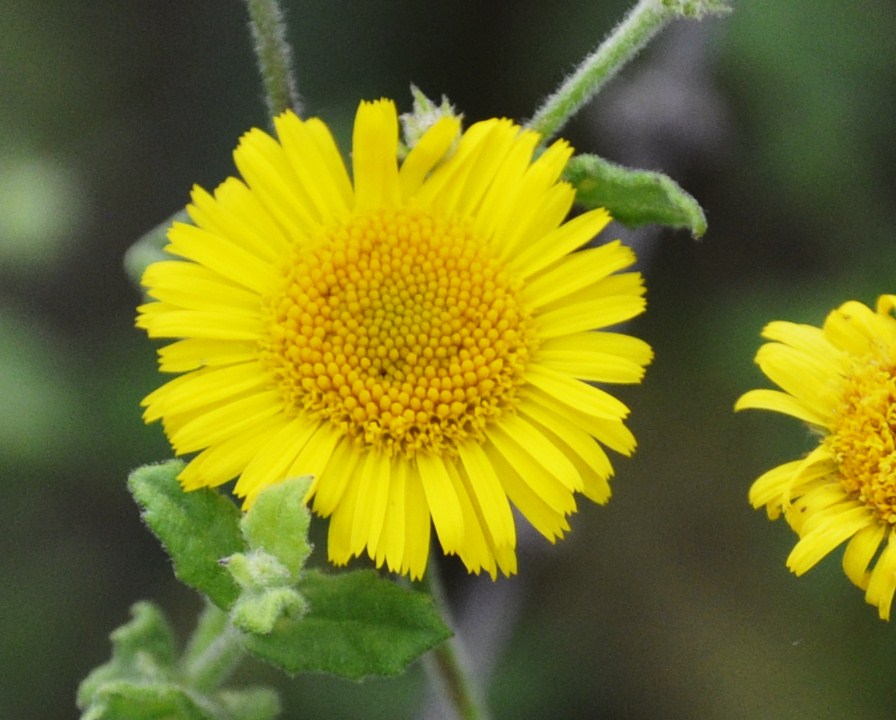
[128,460,245,608]
[77,602,177,710]
[565,153,707,238]
[217,688,282,720]
[244,570,451,679]
[240,475,313,578]
[80,681,215,720]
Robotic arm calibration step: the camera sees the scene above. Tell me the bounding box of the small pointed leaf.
[128,460,245,608]
[565,153,707,238]
[217,687,282,720]
[244,570,451,679]
[230,585,308,636]
[240,475,313,578]
[80,681,215,720]
[77,602,177,709]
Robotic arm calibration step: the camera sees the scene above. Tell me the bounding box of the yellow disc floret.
[260,204,536,457]
[826,352,896,523]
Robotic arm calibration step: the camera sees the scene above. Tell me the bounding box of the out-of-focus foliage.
[3,1,895,718]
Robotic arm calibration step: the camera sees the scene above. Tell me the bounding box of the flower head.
[137,99,651,580]
[737,295,896,619]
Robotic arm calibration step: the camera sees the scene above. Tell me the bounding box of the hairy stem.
[420,560,490,720]
[181,603,245,693]
[244,0,301,119]
[528,0,728,141]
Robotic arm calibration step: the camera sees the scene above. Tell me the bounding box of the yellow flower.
[137,99,651,580]
[736,295,896,619]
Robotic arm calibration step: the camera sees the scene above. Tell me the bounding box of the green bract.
[565,153,707,238]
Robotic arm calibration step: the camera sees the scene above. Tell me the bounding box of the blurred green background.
[3,1,896,718]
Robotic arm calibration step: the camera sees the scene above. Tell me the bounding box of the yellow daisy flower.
[137,99,652,580]
[736,295,896,619]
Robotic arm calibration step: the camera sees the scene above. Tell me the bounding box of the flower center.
[826,353,896,523]
[260,205,536,457]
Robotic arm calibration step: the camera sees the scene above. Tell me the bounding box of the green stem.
[181,603,246,693]
[527,0,729,141]
[244,0,301,119]
[420,559,490,720]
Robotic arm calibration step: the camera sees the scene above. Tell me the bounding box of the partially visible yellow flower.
[736,295,896,619]
[137,98,652,580]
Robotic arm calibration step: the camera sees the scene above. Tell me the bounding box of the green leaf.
[217,688,281,720]
[128,460,245,608]
[80,681,215,720]
[564,153,707,238]
[244,570,452,679]
[240,475,313,578]
[225,551,308,635]
[79,601,282,720]
[78,602,177,709]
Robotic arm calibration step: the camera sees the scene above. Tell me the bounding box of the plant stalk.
[420,559,490,720]
[528,0,684,141]
[244,0,301,119]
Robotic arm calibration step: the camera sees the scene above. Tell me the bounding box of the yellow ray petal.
[495,183,574,264]
[416,453,465,553]
[521,241,636,309]
[143,261,260,313]
[843,522,886,589]
[136,305,262,341]
[163,222,277,295]
[232,128,323,236]
[484,426,578,513]
[447,462,498,578]
[352,99,400,210]
[169,389,283,454]
[142,362,268,422]
[399,115,463,199]
[786,505,872,575]
[823,300,892,355]
[518,399,615,493]
[157,339,259,373]
[483,443,572,541]
[865,529,896,620]
[417,120,516,217]
[760,320,842,366]
[402,469,431,580]
[307,436,361,517]
[187,179,287,263]
[524,364,630,421]
[734,388,828,427]
[327,468,362,567]
[274,111,353,223]
[375,458,408,574]
[304,117,355,208]
[178,414,286,490]
[535,347,649,385]
[233,415,316,502]
[522,387,637,455]
[457,441,516,550]
[511,207,611,278]
[351,450,392,556]
[486,414,582,492]
[754,343,844,419]
[535,293,646,338]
